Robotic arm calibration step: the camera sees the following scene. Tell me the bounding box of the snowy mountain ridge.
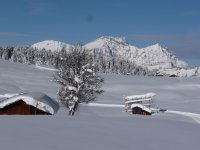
[32,40,71,52]
[31,36,200,77]
[84,36,188,70]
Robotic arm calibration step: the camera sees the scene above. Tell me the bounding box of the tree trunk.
[68,101,78,116]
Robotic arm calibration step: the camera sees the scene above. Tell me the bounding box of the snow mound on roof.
[0,70,59,115]
[125,92,156,101]
[0,92,59,114]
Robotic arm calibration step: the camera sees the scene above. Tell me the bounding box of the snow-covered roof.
[125,98,152,104]
[0,92,59,114]
[125,92,156,101]
[131,104,152,113]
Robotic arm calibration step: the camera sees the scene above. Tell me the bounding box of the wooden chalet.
[125,93,156,115]
[0,92,59,115]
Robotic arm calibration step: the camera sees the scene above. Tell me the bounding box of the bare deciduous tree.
[54,46,104,116]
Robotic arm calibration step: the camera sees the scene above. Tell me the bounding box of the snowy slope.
[136,44,187,69]
[85,36,138,58]
[0,59,200,150]
[31,40,72,52]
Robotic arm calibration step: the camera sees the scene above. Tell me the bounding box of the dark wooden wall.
[0,100,51,115]
[132,107,151,115]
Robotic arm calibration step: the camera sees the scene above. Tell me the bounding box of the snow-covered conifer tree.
[54,46,104,116]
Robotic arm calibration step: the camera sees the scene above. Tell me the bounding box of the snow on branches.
[54,46,104,116]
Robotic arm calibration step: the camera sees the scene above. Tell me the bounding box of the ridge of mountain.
[32,40,71,52]
[84,36,188,70]
[31,36,200,77]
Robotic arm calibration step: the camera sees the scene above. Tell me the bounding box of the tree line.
[0,45,154,76]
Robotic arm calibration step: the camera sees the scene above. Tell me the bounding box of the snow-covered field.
[0,59,200,150]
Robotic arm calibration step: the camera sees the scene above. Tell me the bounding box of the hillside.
[0,59,200,150]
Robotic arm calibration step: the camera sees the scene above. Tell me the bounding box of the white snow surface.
[0,93,20,98]
[31,40,71,52]
[34,64,58,71]
[1,59,200,150]
[82,102,124,108]
[166,110,200,124]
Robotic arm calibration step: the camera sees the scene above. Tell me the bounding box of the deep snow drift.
[0,59,200,150]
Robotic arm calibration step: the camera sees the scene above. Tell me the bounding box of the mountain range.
[31,36,200,77]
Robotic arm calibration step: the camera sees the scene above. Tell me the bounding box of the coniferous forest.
[0,46,154,76]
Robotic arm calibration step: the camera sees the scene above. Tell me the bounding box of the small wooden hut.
[125,93,156,115]
[0,92,59,115]
[131,104,151,115]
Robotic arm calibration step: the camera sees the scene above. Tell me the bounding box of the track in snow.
[34,65,58,71]
[82,103,124,108]
[82,103,200,124]
[166,110,200,124]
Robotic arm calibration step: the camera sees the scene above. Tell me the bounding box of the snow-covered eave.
[0,95,56,114]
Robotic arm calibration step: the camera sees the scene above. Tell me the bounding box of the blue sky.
[0,0,200,66]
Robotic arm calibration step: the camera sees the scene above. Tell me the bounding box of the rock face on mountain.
[31,37,200,77]
[84,36,188,70]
